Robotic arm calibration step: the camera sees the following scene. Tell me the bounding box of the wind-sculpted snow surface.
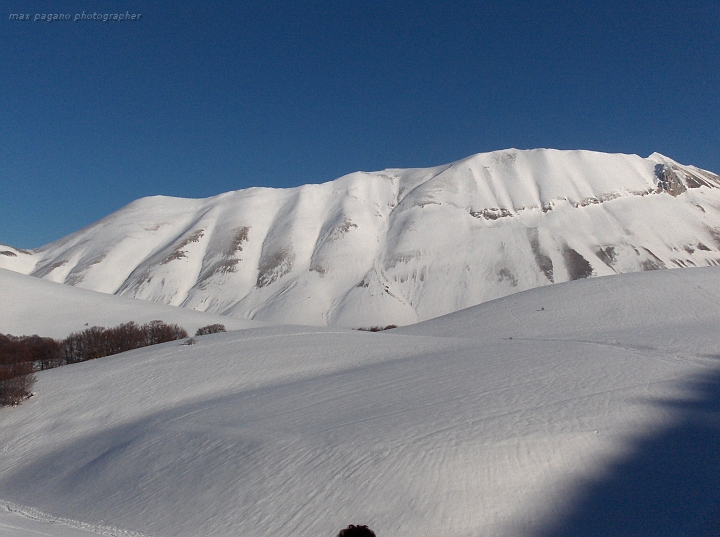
[0,267,718,536]
[3,148,720,327]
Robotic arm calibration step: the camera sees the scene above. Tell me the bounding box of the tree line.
[0,320,226,406]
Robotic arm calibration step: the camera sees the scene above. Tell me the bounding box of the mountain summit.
[3,148,720,327]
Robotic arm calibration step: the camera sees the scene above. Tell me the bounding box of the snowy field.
[1,267,719,536]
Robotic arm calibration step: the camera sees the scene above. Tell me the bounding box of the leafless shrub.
[61,321,188,364]
[195,324,226,336]
[141,320,188,345]
[355,325,398,332]
[17,334,62,370]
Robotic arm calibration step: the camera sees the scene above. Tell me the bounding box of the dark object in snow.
[337,525,376,537]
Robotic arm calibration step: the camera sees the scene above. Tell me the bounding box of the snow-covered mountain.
[3,148,720,327]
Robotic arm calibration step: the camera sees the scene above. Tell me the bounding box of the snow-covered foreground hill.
[3,148,720,327]
[0,268,263,339]
[1,267,718,537]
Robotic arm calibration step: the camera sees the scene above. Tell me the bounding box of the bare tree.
[0,335,36,405]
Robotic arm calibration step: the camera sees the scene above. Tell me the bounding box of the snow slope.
[0,266,718,536]
[3,149,720,327]
[396,265,720,355]
[0,268,263,339]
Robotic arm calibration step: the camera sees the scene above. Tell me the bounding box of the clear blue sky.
[2,1,719,248]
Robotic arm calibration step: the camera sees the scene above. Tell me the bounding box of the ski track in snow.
[0,501,149,537]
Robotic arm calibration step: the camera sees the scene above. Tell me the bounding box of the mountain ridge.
[3,148,720,327]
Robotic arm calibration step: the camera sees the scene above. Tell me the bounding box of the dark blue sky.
[2,1,719,248]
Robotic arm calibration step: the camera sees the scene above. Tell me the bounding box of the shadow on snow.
[537,363,720,537]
